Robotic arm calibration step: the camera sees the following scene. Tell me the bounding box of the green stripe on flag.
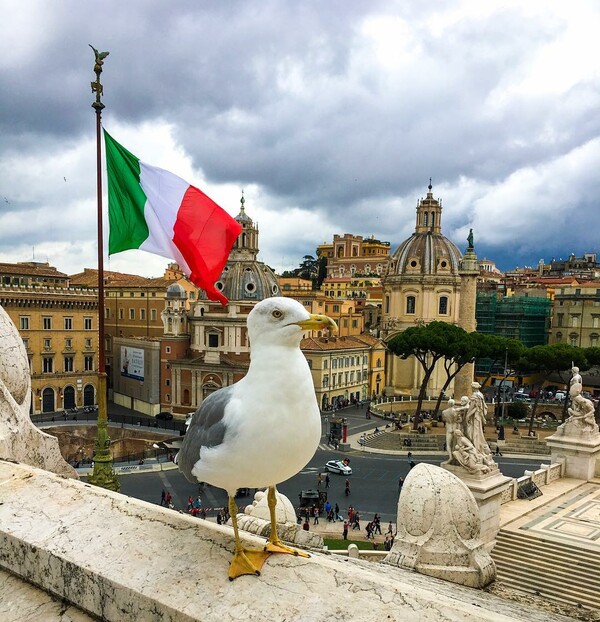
[104,130,150,254]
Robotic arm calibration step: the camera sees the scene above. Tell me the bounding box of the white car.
[325,460,352,475]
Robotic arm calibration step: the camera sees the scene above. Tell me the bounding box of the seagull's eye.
[272,309,283,319]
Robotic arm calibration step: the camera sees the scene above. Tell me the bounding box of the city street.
[115,402,547,524]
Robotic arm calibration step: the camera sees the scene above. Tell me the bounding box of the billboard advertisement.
[120,346,144,381]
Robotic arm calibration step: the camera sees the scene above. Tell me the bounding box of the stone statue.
[442,383,496,475]
[567,394,597,432]
[385,463,496,588]
[452,431,492,474]
[442,397,467,462]
[0,305,77,478]
[570,366,583,399]
[467,228,474,249]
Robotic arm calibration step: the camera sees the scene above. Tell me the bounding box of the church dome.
[386,183,462,277]
[166,282,187,299]
[199,194,280,302]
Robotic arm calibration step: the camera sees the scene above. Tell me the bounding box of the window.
[84,317,93,330]
[385,296,390,314]
[352,319,358,328]
[85,338,92,349]
[119,308,124,320]
[129,308,135,320]
[64,357,74,372]
[333,305,340,312]
[569,333,578,346]
[22,338,29,350]
[43,316,52,330]
[362,370,367,381]
[84,356,94,371]
[165,378,171,386]
[65,338,72,349]
[140,308,146,320]
[307,359,312,369]
[571,315,579,328]
[591,335,599,347]
[557,313,564,327]
[406,296,416,314]
[166,346,171,354]
[343,319,348,327]
[43,357,53,373]
[594,316,600,329]
[208,334,219,348]
[151,309,157,321]
[438,296,448,315]
[350,371,355,382]
[323,359,328,369]
[20,316,30,330]
[332,359,337,369]
[105,307,110,319]
[323,375,329,387]
[64,317,73,330]
[44,338,52,350]
[376,358,381,367]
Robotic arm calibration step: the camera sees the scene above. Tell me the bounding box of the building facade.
[0,262,99,413]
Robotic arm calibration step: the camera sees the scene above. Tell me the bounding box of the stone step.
[495,530,600,561]
[493,558,600,609]
[492,547,600,582]
[491,529,600,610]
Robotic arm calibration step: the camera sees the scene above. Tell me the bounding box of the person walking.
[325,473,330,488]
[345,478,351,496]
[313,505,319,525]
[398,476,404,493]
[160,489,167,506]
[342,521,349,540]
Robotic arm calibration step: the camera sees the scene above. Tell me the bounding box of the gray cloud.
[1,1,600,276]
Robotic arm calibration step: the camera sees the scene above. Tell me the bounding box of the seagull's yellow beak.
[295,313,338,332]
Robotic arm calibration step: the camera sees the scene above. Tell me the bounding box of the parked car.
[155,411,174,421]
[513,393,532,403]
[325,460,352,475]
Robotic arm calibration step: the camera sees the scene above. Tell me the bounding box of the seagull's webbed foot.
[227,494,272,580]
[228,548,271,581]
[264,538,310,558]
[264,485,310,558]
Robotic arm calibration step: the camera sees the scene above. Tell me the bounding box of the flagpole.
[87,45,119,492]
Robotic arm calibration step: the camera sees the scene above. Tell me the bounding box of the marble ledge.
[0,460,574,622]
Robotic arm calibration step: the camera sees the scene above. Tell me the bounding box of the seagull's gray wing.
[178,385,235,483]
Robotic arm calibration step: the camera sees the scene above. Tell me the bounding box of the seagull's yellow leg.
[228,496,271,580]
[264,486,310,558]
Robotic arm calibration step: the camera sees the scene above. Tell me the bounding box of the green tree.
[387,322,472,430]
[517,343,588,432]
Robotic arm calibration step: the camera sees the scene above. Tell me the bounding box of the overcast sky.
[1,1,600,279]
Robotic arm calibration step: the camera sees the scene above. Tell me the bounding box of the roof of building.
[0,261,68,278]
[301,334,383,351]
[70,268,170,289]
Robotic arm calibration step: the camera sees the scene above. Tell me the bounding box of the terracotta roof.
[70,268,170,289]
[301,334,382,351]
[0,261,68,278]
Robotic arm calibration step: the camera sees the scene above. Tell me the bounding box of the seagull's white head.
[247,297,337,348]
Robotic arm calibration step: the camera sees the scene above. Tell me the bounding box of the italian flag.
[104,130,242,305]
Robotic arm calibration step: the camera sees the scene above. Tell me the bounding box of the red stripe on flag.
[173,186,242,305]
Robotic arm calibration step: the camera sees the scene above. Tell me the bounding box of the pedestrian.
[160,489,166,506]
[313,505,319,525]
[407,451,412,463]
[398,476,404,493]
[374,513,382,535]
[343,521,349,540]
[303,519,310,531]
[335,502,341,521]
[187,496,194,511]
[387,521,394,535]
[345,478,351,496]
[325,474,330,488]
[317,473,323,488]
[495,444,503,456]
[352,511,361,530]
[409,460,416,470]
[325,500,332,518]
[365,522,373,539]
[165,491,172,507]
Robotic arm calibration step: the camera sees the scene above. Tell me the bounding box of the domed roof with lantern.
[199,192,280,302]
[386,181,462,278]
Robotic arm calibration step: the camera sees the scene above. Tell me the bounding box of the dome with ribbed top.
[386,182,462,277]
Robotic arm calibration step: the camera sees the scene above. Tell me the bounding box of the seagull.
[178,297,337,580]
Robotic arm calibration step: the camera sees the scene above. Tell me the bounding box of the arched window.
[439,296,448,315]
[569,333,578,346]
[337,247,344,258]
[385,296,390,314]
[431,212,435,228]
[406,296,416,314]
[423,212,428,226]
